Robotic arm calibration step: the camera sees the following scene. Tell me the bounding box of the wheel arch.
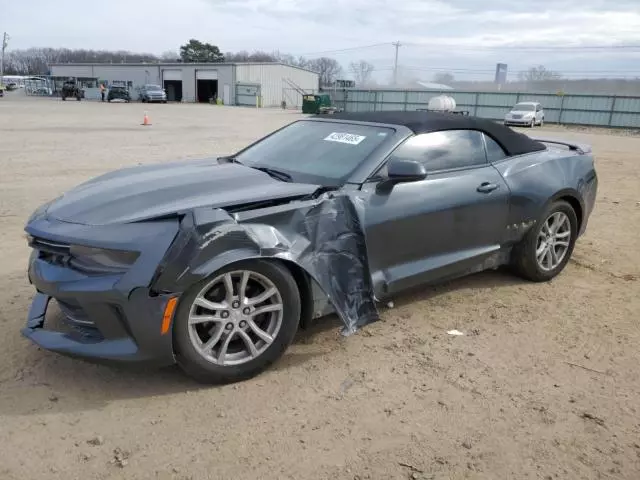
[182,252,320,331]
[548,189,584,233]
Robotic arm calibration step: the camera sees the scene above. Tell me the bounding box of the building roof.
[315,110,546,156]
[48,61,318,75]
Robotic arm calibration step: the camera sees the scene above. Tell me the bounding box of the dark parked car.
[138,84,167,103]
[107,86,131,103]
[22,111,598,384]
[60,79,83,101]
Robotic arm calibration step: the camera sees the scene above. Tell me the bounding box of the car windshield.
[233,120,394,186]
[146,85,162,91]
[513,103,535,111]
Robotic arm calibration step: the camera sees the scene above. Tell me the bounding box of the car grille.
[512,114,522,119]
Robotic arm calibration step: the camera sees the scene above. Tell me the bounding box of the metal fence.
[325,89,640,128]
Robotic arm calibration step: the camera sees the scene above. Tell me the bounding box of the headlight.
[69,245,139,273]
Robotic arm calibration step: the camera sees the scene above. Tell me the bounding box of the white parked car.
[504,102,544,127]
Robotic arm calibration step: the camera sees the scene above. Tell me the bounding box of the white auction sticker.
[324,132,366,145]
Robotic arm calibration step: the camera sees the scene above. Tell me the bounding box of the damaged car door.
[361,129,511,299]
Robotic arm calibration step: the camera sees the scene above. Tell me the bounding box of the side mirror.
[387,158,427,182]
[376,158,427,192]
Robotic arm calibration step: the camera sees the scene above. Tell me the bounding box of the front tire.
[512,200,578,282]
[173,260,301,384]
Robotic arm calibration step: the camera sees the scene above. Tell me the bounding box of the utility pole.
[392,41,401,86]
[392,41,401,85]
[0,32,9,88]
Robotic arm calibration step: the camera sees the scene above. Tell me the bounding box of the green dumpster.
[302,94,332,114]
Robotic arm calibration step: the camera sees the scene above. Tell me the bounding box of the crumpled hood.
[44,158,321,226]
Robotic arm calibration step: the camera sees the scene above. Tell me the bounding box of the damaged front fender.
[152,193,379,335]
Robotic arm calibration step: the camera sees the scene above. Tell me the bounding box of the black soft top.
[316,110,546,156]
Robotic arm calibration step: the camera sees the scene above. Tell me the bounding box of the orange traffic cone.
[141,111,151,126]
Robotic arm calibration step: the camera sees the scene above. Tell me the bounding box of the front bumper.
[504,118,534,126]
[22,287,176,368]
[22,216,181,367]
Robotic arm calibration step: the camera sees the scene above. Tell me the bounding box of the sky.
[3,0,640,82]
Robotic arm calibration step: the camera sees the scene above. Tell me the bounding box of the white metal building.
[48,62,319,107]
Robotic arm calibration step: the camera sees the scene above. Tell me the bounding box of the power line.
[402,42,640,51]
[400,65,640,75]
[368,64,640,73]
[298,41,640,57]
[356,65,640,80]
[298,42,392,56]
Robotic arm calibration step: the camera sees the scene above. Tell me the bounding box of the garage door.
[162,69,182,81]
[196,70,218,80]
[236,83,261,106]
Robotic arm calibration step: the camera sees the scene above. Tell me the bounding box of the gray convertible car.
[22,111,598,383]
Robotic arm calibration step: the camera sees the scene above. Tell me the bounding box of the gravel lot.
[1,95,639,480]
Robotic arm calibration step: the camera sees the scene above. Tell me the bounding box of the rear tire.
[512,200,578,282]
[173,260,301,384]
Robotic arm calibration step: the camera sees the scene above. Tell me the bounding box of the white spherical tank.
[427,95,456,112]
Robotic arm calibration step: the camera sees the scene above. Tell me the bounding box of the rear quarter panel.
[493,147,598,241]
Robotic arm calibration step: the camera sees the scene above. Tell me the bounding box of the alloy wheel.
[187,270,284,366]
[536,212,571,271]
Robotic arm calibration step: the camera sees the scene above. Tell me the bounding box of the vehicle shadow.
[0,269,524,417]
[379,267,528,311]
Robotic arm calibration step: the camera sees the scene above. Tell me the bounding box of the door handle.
[477,182,499,193]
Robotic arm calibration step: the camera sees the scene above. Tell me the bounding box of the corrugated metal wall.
[328,89,640,128]
[51,64,162,91]
[234,64,318,108]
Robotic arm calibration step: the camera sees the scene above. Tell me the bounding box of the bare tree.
[349,60,375,86]
[2,45,342,82]
[225,50,280,63]
[5,48,161,74]
[275,52,304,68]
[518,65,561,82]
[306,57,343,86]
[433,72,454,85]
[160,50,180,62]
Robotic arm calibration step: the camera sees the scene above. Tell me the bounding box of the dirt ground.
[0,94,639,480]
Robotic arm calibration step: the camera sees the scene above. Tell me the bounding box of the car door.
[361,129,511,299]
